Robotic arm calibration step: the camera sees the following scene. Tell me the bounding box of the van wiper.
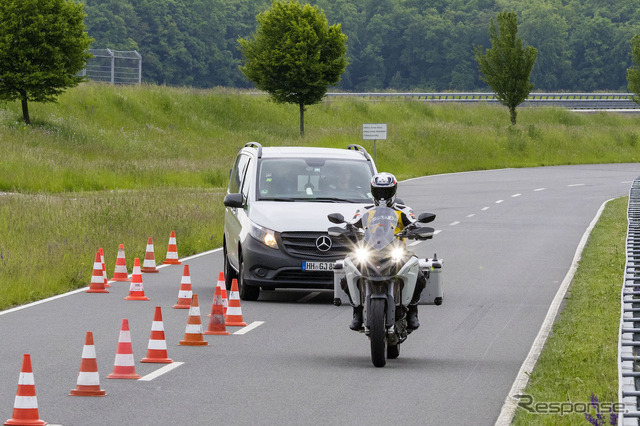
[259,197,303,202]
[307,197,359,203]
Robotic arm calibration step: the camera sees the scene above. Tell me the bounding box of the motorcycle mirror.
[328,213,346,224]
[328,226,347,237]
[417,212,436,223]
[223,193,245,208]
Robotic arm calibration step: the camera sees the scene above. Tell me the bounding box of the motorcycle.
[328,206,438,367]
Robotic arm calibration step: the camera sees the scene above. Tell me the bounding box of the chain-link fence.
[82,49,142,84]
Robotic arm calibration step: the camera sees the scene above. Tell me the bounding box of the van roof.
[256,146,370,160]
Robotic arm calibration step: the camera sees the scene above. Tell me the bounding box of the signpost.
[362,124,387,162]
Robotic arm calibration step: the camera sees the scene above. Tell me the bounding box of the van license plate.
[302,261,334,271]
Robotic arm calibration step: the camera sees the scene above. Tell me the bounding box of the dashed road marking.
[511,194,521,198]
[534,188,546,192]
[434,230,442,235]
[466,214,476,218]
[568,183,585,187]
[234,321,265,335]
[139,362,184,381]
[449,221,460,226]
[409,240,421,247]
[495,200,504,204]
[481,207,490,211]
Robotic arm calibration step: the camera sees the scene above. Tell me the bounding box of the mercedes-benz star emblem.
[315,236,332,252]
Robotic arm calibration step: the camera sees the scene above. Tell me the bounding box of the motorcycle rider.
[347,172,427,331]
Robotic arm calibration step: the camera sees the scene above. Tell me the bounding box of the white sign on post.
[362,123,387,140]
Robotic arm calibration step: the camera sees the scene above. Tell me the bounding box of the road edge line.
[494,198,613,426]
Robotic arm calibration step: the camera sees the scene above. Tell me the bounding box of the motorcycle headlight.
[391,247,405,262]
[250,222,278,249]
[355,247,369,264]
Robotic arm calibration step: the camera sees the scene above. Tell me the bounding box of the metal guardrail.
[325,92,640,109]
[619,177,640,425]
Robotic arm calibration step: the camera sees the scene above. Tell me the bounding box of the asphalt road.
[0,164,638,425]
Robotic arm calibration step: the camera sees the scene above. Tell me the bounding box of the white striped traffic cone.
[216,272,228,315]
[87,251,108,294]
[69,331,105,396]
[163,231,181,265]
[99,248,111,288]
[107,319,141,379]
[111,244,129,282]
[124,258,149,301]
[225,279,247,327]
[141,237,158,273]
[141,307,172,363]
[172,264,192,309]
[4,354,46,426]
[179,294,208,346]
[205,286,230,335]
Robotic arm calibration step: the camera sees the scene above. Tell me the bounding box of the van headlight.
[250,223,278,249]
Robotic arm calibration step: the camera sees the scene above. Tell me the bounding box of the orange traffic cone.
[208,272,228,318]
[124,258,150,301]
[4,354,46,426]
[111,244,129,282]
[216,272,228,315]
[141,237,158,273]
[87,251,109,294]
[179,294,208,346]
[172,264,192,309]
[163,231,181,265]
[69,332,106,396]
[205,286,230,335]
[99,248,111,288]
[107,319,141,379]
[225,279,247,327]
[141,307,172,363]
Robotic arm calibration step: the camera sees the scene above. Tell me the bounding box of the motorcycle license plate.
[302,261,334,271]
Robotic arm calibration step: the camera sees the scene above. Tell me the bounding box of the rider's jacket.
[351,203,417,234]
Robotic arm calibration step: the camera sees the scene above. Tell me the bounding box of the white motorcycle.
[328,206,441,367]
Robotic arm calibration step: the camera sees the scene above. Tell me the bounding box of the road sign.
[362,124,387,140]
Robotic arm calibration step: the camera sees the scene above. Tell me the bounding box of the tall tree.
[238,0,348,136]
[474,11,537,125]
[627,35,640,104]
[0,0,93,125]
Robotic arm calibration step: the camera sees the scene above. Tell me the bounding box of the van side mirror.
[224,193,245,208]
[328,213,346,224]
[418,213,436,223]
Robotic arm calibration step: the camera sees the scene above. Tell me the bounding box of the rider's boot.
[407,304,420,330]
[350,305,364,331]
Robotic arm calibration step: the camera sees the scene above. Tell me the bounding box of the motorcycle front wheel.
[369,298,387,367]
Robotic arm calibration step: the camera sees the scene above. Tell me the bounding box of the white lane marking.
[449,221,460,226]
[495,200,504,204]
[466,214,476,218]
[534,188,546,192]
[434,230,442,235]
[622,181,633,184]
[482,207,490,211]
[511,194,522,198]
[409,240,421,247]
[495,198,613,426]
[568,183,585,187]
[138,362,184,381]
[0,247,224,316]
[233,321,265,335]
[297,291,321,303]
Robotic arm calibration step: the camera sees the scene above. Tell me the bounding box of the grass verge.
[512,196,628,425]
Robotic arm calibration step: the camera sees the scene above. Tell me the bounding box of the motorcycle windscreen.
[362,206,398,251]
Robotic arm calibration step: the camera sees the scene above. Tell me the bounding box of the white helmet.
[370,172,397,206]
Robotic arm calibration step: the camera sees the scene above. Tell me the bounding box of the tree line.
[80,0,640,91]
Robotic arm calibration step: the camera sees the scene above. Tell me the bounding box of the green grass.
[512,196,628,425]
[0,84,638,193]
[0,82,635,314]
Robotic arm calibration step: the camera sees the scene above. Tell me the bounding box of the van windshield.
[257,158,374,203]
